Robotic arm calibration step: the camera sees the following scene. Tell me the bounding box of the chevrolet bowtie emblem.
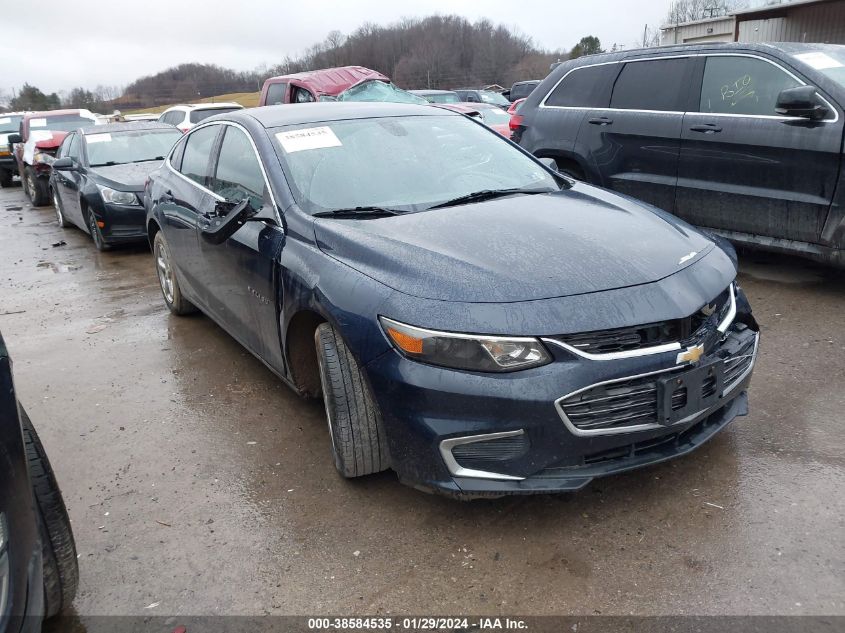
[677,343,705,365]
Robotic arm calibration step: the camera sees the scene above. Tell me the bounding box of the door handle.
[690,123,722,134]
[588,117,613,126]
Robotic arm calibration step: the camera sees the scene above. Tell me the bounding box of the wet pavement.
[0,184,843,618]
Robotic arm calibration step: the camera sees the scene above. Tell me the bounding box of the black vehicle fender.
[277,217,395,397]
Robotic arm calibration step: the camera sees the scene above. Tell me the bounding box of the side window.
[179,125,219,186]
[159,111,171,124]
[66,134,81,160]
[545,64,618,108]
[266,82,287,105]
[57,133,74,159]
[293,87,315,103]
[610,58,690,112]
[210,127,265,208]
[169,137,187,171]
[699,56,801,116]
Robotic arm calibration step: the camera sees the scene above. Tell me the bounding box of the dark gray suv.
[515,42,845,268]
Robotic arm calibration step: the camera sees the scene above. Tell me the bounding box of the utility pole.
[427,70,431,89]
[643,24,648,47]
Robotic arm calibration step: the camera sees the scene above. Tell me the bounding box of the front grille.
[552,286,732,355]
[450,434,530,470]
[558,324,756,433]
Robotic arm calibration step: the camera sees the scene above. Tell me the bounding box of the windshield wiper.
[427,188,552,210]
[313,206,403,218]
[90,161,126,167]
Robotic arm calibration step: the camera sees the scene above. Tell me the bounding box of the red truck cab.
[259,66,390,105]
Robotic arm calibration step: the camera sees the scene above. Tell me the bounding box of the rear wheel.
[0,169,12,188]
[24,167,49,206]
[552,159,584,181]
[153,231,196,315]
[315,323,389,478]
[20,408,79,618]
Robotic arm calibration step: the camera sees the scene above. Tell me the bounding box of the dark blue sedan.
[144,102,759,497]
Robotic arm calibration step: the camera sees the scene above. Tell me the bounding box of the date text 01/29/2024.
[307,617,528,630]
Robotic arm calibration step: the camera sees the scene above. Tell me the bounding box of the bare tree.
[665,0,749,24]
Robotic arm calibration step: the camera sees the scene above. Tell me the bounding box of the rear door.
[675,53,844,243]
[579,56,695,212]
[528,62,618,172]
[197,123,286,373]
[157,124,223,303]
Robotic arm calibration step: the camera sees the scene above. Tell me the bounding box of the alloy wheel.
[88,213,104,250]
[53,192,64,226]
[155,240,175,305]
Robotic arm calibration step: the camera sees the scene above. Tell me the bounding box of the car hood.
[314,185,717,303]
[89,160,164,191]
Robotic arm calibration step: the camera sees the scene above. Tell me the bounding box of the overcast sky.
[2,0,675,95]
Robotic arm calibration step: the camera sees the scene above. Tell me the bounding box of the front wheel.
[315,323,389,478]
[53,190,70,228]
[25,167,49,206]
[86,209,110,252]
[153,231,197,315]
[20,408,79,618]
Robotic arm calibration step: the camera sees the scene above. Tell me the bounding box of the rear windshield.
[86,129,184,167]
[479,91,510,106]
[0,115,22,134]
[189,107,241,123]
[480,107,511,125]
[30,114,96,133]
[792,48,845,89]
[427,92,460,103]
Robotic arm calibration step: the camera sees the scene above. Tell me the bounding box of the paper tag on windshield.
[30,118,47,128]
[86,133,112,144]
[795,52,843,70]
[0,117,10,125]
[276,126,341,153]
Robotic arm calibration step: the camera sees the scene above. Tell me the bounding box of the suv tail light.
[509,113,526,143]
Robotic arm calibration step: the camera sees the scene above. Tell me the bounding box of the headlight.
[0,512,8,619]
[33,151,53,164]
[97,185,139,206]
[379,317,551,372]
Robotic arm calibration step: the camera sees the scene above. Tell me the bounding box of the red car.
[259,66,390,105]
[11,109,99,206]
[469,102,512,136]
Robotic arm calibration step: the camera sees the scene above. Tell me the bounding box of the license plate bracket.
[657,360,725,425]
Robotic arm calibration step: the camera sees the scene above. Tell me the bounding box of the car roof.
[164,103,243,112]
[220,102,456,128]
[23,109,93,120]
[78,121,178,135]
[264,66,389,97]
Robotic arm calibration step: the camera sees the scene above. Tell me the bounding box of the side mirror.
[200,198,257,245]
[538,157,558,171]
[775,85,828,120]
[52,157,75,171]
[7,133,21,144]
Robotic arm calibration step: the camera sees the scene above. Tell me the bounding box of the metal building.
[660,0,845,46]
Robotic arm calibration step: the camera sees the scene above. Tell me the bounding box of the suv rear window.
[610,58,690,112]
[545,64,617,108]
[189,107,240,124]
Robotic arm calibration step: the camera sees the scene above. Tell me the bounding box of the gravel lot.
[1,184,843,621]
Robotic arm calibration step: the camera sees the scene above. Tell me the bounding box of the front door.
[158,124,222,304]
[675,54,844,243]
[53,133,84,225]
[197,124,286,375]
[578,56,695,212]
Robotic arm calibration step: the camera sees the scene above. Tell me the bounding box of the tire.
[315,323,389,478]
[20,408,79,618]
[53,190,70,228]
[24,167,50,206]
[0,169,12,188]
[153,231,197,315]
[85,207,110,252]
